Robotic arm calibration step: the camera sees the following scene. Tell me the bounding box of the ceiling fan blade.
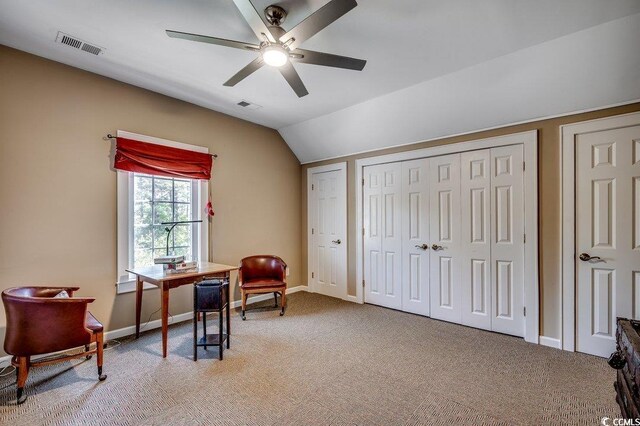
[232,0,276,43]
[293,49,366,71]
[223,57,265,87]
[280,0,357,50]
[279,62,309,98]
[166,30,260,51]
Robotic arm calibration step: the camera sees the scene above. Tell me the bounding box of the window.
[116,131,209,294]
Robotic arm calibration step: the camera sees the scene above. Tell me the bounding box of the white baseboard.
[539,336,562,349]
[106,285,307,341]
[0,285,309,364]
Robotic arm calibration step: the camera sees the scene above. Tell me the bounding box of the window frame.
[116,131,209,294]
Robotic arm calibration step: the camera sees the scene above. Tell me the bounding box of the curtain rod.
[105,134,218,158]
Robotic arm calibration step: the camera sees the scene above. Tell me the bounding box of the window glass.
[132,174,194,268]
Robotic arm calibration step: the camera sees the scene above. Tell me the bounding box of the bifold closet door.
[429,154,462,323]
[401,159,430,316]
[490,145,525,336]
[460,150,492,331]
[364,163,402,309]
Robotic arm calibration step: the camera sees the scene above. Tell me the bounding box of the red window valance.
[114,137,213,180]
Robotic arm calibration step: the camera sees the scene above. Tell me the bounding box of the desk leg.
[226,272,231,349]
[135,277,143,338]
[161,285,169,358]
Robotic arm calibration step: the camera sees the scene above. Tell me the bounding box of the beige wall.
[0,46,302,355]
[302,102,640,340]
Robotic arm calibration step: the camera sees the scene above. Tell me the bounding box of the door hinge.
[312,228,314,235]
[523,307,526,317]
[362,178,365,186]
[523,162,526,172]
[311,184,314,190]
[523,234,526,243]
[311,272,314,279]
[362,279,365,288]
[362,228,365,236]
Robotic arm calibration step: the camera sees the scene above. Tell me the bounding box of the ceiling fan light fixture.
[262,45,288,67]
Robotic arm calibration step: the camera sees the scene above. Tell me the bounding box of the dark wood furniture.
[193,278,230,361]
[238,255,287,320]
[1,286,106,404]
[610,318,640,418]
[127,262,237,358]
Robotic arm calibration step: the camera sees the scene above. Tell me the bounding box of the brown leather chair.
[238,255,287,320]
[2,286,107,404]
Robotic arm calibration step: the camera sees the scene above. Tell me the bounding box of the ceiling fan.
[166,0,366,98]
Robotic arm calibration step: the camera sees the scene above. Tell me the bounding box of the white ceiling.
[1,1,639,162]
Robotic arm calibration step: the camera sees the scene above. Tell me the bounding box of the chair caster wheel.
[99,374,107,381]
[242,315,246,321]
[280,311,285,316]
[86,355,92,360]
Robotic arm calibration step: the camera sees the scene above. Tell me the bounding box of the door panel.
[364,166,382,300]
[364,163,402,309]
[401,159,430,315]
[490,145,524,336]
[461,150,491,330]
[429,154,462,323]
[310,169,347,299]
[576,125,640,357]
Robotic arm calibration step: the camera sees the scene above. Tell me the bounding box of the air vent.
[55,31,104,56]
[61,34,82,49]
[81,43,102,55]
[236,100,262,110]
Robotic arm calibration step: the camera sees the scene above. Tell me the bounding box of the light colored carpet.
[0,292,620,425]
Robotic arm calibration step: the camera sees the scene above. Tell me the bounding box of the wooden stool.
[193,279,229,361]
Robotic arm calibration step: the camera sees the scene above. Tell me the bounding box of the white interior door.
[460,150,492,331]
[310,168,347,299]
[401,159,430,315]
[490,145,525,337]
[429,154,462,323]
[364,163,402,309]
[576,125,640,357]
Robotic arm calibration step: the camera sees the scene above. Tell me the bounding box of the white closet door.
[401,159,430,315]
[364,163,402,309]
[576,125,640,357]
[460,150,492,331]
[490,145,525,337]
[429,154,462,323]
[310,169,347,299]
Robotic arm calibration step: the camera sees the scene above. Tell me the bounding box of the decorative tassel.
[205,199,214,217]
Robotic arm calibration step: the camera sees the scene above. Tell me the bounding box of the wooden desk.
[126,262,238,358]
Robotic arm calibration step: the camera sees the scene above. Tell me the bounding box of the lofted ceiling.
[1,1,640,162]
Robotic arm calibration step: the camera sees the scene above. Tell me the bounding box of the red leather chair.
[238,255,287,320]
[2,286,107,404]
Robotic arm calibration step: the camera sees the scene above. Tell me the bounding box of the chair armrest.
[63,287,80,297]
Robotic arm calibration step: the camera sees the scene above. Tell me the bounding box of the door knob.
[432,244,444,251]
[415,244,429,250]
[332,239,342,245]
[579,253,601,262]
